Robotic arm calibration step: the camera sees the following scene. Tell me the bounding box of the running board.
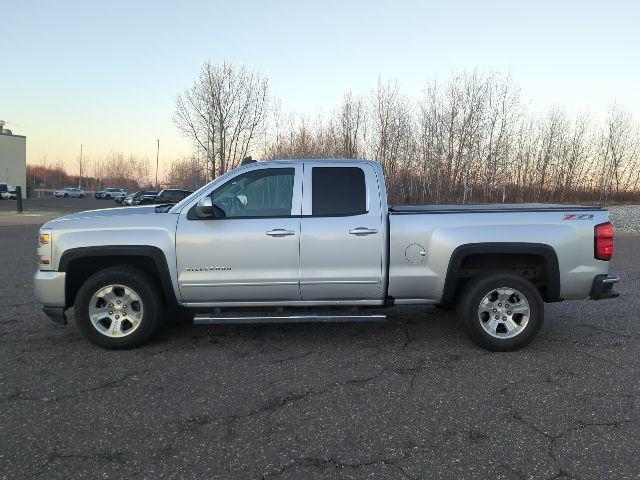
[193,312,387,325]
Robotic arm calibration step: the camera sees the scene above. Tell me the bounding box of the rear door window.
[312,167,366,216]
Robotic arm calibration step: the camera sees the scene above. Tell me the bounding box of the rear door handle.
[266,229,295,237]
[349,227,378,236]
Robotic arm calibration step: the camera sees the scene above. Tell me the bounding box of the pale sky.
[2,0,639,178]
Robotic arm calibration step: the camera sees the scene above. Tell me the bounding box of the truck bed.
[389,203,607,214]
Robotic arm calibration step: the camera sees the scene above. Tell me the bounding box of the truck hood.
[45,205,163,225]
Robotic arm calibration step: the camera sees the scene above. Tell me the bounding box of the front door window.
[210,168,295,218]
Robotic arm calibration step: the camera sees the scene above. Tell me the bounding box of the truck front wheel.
[457,272,544,351]
[74,266,162,349]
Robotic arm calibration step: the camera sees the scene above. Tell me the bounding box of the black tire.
[456,272,544,352]
[79,194,85,198]
[64,193,69,198]
[74,266,163,349]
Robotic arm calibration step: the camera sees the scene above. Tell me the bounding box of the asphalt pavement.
[0,209,638,479]
[0,196,112,214]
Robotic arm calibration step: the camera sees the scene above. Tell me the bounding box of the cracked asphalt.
[1,216,638,479]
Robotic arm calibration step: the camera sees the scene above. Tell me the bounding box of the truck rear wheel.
[457,272,544,351]
[74,266,162,349]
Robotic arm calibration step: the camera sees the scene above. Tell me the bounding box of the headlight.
[38,230,52,269]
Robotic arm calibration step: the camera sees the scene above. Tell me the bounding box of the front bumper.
[34,270,68,325]
[590,274,620,300]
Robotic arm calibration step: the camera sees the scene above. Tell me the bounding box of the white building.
[0,120,26,193]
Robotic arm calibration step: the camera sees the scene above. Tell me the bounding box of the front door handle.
[349,227,378,236]
[266,229,295,237]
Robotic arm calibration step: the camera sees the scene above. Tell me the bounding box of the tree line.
[28,152,151,192]
[174,63,639,204]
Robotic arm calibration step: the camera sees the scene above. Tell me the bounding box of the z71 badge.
[563,213,594,221]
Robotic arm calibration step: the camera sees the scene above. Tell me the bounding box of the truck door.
[299,164,385,301]
[175,165,302,304]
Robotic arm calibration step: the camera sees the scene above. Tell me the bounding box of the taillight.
[594,222,614,261]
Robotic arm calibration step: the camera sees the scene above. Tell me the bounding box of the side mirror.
[195,197,225,218]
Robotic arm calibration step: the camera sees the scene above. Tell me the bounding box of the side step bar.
[194,312,387,325]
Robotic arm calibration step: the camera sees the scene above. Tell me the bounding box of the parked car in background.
[121,193,134,206]
[0,182,16,199]
[54,187,85,198]
[135,189,192,205]
[123,191,158,206]
[113,192,128,204]
[96,188,126,200]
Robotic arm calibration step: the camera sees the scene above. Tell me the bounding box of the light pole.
[78,144,83,190]
[155,139,160,190]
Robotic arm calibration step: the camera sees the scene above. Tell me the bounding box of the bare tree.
[166,155,205,190]
[174,62,269,179]
[598,105,637,201]
[337,91,366,158]
[371,79,415,200]
[98,152,149,191]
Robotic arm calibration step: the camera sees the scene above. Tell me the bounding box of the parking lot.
[0,195,110,215]
[1,203,639,479]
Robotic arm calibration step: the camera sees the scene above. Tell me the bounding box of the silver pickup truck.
[35,159,619,351]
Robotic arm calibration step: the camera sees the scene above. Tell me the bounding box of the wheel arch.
[59,246,177,308]
[441,242,561,306]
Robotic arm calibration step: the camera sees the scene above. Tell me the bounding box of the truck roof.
[259,158,379,166]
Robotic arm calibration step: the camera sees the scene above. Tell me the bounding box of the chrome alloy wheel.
[88,284,144,338]
[477,287,530,339]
